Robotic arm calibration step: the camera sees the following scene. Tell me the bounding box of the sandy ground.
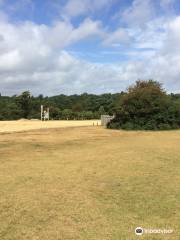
[0,120,101,133]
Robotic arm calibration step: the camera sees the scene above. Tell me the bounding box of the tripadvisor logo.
[135,227,144,236]
[135,227,173,236]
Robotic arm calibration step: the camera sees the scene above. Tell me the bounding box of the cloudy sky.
[0,0,180,95]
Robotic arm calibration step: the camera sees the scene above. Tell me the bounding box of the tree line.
[0,91,124,120]
[1,80,180,131]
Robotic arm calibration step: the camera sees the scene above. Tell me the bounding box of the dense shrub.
[108,80,180,130]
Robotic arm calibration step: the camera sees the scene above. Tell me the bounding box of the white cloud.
[122,0,155,27]
[102,28,131,46]
[132,17,167,49]
[62,0,114,18]
[0,5,180,95]
[0,17,102,71]
[162,16,180,54]
[63,0,88,18]
[0,50,22,71]
[126,16,180,92]
[0,16,105,95]
[68,18,102,43]
[41,18,102,49]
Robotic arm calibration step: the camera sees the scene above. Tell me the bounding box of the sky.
[0,0,180,96]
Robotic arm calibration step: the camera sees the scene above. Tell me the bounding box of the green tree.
[62,109,74,120]
[98,106,106,115]
[16,91,32,118]
[50,107,61,120]
[108,80,180,130]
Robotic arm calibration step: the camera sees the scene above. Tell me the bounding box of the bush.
[108,80,180,130]
[158,123,171,130]
[121,122,135,130]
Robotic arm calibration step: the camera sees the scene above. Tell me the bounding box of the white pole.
[47,108,49,121]
[41,105,43,121]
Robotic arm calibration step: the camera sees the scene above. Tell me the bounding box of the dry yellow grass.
[0,126,180,239]
[0,120,101,133]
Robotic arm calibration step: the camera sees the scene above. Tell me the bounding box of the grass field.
[0,124,180,239]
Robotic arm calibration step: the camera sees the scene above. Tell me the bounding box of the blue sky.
[0,0,180,95]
